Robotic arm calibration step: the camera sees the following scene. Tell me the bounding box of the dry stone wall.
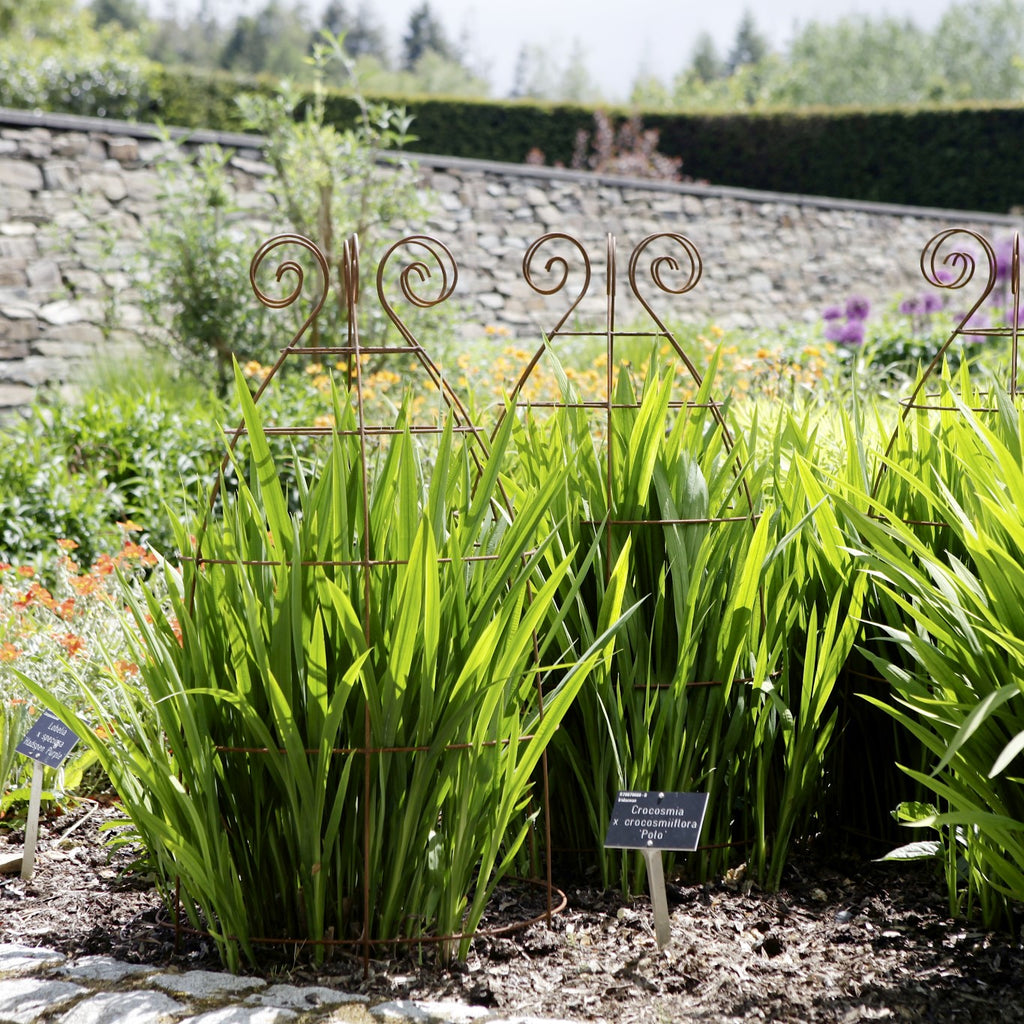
[1,106,1021,409]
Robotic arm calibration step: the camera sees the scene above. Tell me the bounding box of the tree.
[690,31,724,83]
[510,43,553,99]
[402,2,457,71]
[726,9,769,73]
[559,39,601,104]
[319,0,389,63]
[219,0,311,77]
[779,15,936,107]
[90,0,147,33]
[146,0,225,69]
[932,0,1024,100]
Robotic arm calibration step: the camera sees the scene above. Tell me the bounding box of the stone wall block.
[27,259,62,292]
[0,259,27,288]
[106,136,139,164]
[0,317,40,343]
[42,161,78,191]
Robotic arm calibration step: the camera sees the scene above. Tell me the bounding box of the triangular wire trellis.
[182,233,554,968]
[872,227,1022,503]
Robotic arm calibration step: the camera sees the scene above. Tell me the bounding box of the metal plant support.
[182,232,558,966]
[180,228,764,962]
[872,227,1022,504]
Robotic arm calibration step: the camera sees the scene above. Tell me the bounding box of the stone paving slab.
[244,983,369,1012]
[177,1007,297,1024]
[149,969,267,1000]
[0,976,85,1024]
[55,989,187,1024]
[0,945,65,978]
[0,944,587,1024]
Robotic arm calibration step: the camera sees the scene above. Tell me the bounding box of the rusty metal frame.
[181,232,548,969]
[177,228,767,966]
[494,231,762,680]
[872,228,1022,502]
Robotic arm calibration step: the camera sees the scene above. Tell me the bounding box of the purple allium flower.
[839,320,865,345]
[822,305,843,321]
[995,237,1015,283]
[898,297,920,315]
[961,311,991,334]
[923,293,944,314]
[824,321,845,342]
[845,295,871,321]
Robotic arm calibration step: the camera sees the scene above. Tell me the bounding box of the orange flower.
[113,659,139,678]
[16,565,35,578]
[116,519,142,532]
[0,562,11,572]
[70,574,101,596]
[93,555,115,577]
[56,633,86,657]
[56,538,79,551]
[57,598,76,619]
[0,642,22,662]
[28,583,56,611]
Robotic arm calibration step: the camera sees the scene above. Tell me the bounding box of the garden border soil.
[3,800,1024,1023]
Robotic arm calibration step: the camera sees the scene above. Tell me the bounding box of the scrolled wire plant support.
[179,232,560,969]
[502,232,769,856]
[871,227,1022,506]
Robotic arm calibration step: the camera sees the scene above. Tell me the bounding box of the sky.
[158,0,964,99]
[375,0,961,97]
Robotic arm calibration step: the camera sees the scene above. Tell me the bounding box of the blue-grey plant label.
[16,710,80,769]
[604,790,709,852]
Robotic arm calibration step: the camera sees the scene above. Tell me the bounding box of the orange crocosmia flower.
[16,565,34,578]
[28,583,56,610]
[70,574,100,596]
[117,519,143,532]
[57,633,86,657]
[0,642,22,662]
[56,538,79,551]
[0,562,11,572]
[113,659,139,678]
[57,598,76,619]
[121,541,146,560]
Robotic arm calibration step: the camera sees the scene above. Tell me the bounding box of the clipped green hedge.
[644,104,1024,212]
[5,61,1024,212]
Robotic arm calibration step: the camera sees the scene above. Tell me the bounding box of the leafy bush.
[1,538,159,818]
[25,372,629,968]
[0,381,224,568]
[844,381,1024,929]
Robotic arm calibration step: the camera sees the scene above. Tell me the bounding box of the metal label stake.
[604,789,709,950]
[14,710,80,880]
[20,762,44,880]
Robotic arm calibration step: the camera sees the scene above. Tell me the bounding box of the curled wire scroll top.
[377,235,458,311]
[523,233,592,337]
[628,233,703,337]
[629,233,703,298]
[920,227,997,295]
[249,234,330,346]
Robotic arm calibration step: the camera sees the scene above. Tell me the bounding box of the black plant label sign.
[604,790,709,852]
[16,710,80,769]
